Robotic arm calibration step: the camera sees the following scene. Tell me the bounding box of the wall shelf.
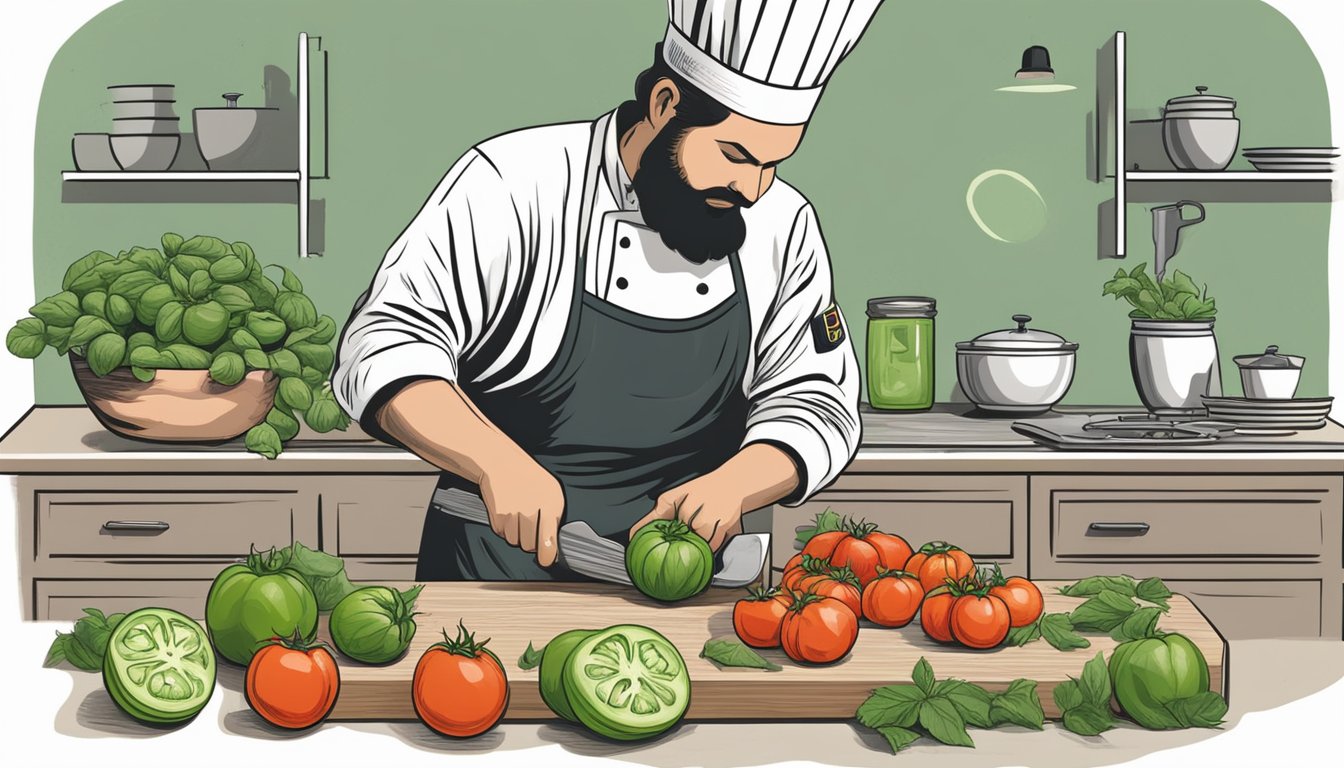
[59,33,326,258]
[1127,171,1338,182]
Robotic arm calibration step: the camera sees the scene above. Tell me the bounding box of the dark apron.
[415,123,752,581]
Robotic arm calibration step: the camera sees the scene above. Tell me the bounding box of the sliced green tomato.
[539,628,599,721]
[102,607,216,724]
[562,624,690,740]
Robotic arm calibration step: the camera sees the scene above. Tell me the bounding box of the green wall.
[29,0,1331,405]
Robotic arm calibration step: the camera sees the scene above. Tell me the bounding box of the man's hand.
[480,454,565,567]
[629,472,745,552]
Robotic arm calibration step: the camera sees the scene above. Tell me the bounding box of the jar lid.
[1234,345,1303,370]
[868,296,937,318]
[956,314,1078,351]
[1166,85,1236,110]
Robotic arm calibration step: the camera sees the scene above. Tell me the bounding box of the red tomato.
[861,570,924,628]
[919,589,956,643]
[803,523,914,586]
[780,595,858,664]
[950,594,1011,649]
[781,553,829,591]
[865,532,914,574]
[245,636,340,730]
[805,567,863,618]
[829,536,882,586]
[413,622,509,737]
[734,587,790,648]
[801,530,849,561]
[990,576,1045,628]
[907,542,976,592]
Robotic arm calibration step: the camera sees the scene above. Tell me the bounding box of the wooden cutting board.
[323,581,1226,721]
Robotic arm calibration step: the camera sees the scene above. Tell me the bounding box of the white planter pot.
[1129,319,1222,415]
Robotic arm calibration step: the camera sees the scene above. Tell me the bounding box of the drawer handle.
[102,520,171,532]
[1087,522,1150,536]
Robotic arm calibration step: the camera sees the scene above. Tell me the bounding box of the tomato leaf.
[700,637,782,671]
[1068,589,1138,632]
[1164,691,1228,729]
[794,508,843,547]
[935,679,994,729]
[876,725,922,753]
[857,684,924,729]
[988,679,1045,730]
[1040,613,1090,650]
[43,634,70,668]
[1135,577,1173,611]
[1110,606,1164,642]
[275,541,358,611]
[918,697,974,747]
[912,657,935,695]
[518,641,544,670]
[1005,620,1042,646]
[1062,703,1116,736]
[1052,679,1085,712]
[1077,653,1113,707]
[1058,575,1137,598]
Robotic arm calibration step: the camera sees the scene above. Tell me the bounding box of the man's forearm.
[375,378,528,484]
[713,443,801,513]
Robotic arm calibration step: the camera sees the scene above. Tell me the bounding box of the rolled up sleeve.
[332,149,518,440]
[742,204,862,504]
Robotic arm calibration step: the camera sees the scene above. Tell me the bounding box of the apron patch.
[811,304,846,352]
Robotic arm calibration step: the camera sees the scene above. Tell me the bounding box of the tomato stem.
[430,619,494,660]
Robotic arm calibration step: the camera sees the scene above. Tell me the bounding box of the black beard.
[631,119,751,265]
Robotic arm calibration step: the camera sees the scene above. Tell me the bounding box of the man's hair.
[616,44,732,136]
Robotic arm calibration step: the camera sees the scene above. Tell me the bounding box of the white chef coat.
[332,111,862,503]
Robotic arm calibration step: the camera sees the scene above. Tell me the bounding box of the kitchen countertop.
[10,620,1342,768]
[3,404,1344,474]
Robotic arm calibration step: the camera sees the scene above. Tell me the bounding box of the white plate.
[1242,146,1339,157]
[1248,161,1336,172]
[1203,396,1333,408]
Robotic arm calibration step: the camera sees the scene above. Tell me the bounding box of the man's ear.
[647,77,681,131]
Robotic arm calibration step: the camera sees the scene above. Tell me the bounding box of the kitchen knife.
[429,486,770,587]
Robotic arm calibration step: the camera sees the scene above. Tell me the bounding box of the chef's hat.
[663,0,885,125]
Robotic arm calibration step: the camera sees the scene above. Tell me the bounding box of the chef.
[333,0,881,580]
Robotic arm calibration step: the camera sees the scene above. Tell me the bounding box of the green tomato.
[329,585,423,664]
[625,519,713,602]
[539,629,599,721]
[102,607,216,724]
[562,624,690,740]
[182,301,229,347]
[1109,633,1211,729]
[204,550,318,665]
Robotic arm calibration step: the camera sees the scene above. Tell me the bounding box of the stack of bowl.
[73,84,181,171]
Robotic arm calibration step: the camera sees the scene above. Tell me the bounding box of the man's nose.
[729,169,766,204]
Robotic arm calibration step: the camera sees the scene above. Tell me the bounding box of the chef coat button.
[696,283,709,295]
[619,236,631,248]
[616,277,629,290]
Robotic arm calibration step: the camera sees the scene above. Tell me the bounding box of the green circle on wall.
[966,170,1048,243]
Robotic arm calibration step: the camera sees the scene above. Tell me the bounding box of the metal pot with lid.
[1162,85,1240,170]
[956,314,1078,414]
[1234,344,1305,400]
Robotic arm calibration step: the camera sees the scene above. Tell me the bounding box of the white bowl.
[113,101,177,119]
[1163,117,1240,171]
[112,117,180,135]
[111,134,180,171]
[107,84,174,101]
[956,351,1076,414]
[71,133,119,171]
[1237,362,1304,400]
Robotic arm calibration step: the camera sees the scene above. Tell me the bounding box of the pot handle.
[1175,200,1206,226]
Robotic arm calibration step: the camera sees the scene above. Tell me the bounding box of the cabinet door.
[322,475,440,581]
[771,475,1027,574]
[34,579,214,621]
[1158,580,1320,640]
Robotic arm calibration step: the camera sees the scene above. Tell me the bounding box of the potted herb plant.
[1102,264,1220,414]
[5,232,351,457]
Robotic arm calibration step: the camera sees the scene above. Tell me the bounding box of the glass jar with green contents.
[867,297,936,410]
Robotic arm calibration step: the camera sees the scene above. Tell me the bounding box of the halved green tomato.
[561,624,690,740]
[539,628,599,721]
[102,607,216,724]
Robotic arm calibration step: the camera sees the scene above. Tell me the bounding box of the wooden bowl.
[70,353,278,443]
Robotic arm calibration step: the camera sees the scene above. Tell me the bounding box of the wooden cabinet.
[321,475,439,582]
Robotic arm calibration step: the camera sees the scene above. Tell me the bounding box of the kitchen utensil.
[1152,200,1205,282]
[1130,319,1221,415]
[110,133,180,171]
[111,117,180,135]
[1012,415,1224,450]
[1162,86,1239,170]
[955,314,1077,415]
[71,132,119,171]
[1234,345,1304,399]
[70,353,277,442]
[113,100,178,120]
[107,83,174,102]
[428,485,770,588]
[867,297,936,411]
[193,92,287,171]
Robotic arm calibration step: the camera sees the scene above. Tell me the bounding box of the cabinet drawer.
[37,490,302,559]
[34,579,213,621]
[772,475,1026,569]
[327,476,438,558]
[1166,580,1321,639]
[1033,475,1341,562]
